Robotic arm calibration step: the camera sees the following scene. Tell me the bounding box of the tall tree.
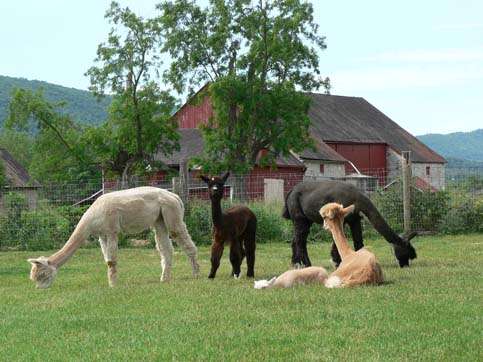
[5,88,98,184]
[86,1,179,184]
[158,0,329,177]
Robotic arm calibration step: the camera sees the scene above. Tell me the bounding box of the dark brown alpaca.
[200,172,257,279]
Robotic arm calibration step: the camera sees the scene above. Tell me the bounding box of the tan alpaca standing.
[320,203,384,288]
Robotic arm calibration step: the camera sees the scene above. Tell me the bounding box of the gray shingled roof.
[306,93,446,163]
[0,148,39,187]
[299,137,347,162]
[155,129,305,168]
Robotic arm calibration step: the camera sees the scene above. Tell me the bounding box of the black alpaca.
[201,172,257,278]
[283,180,417,268]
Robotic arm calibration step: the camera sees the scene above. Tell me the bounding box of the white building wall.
[412,163,446,190]
[386,147,445,190]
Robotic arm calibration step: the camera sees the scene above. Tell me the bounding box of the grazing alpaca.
[283,180,417,268]
[320,203,384,288]
[200,172,257,279]
[254,266,328,289]
[28,187,200,288]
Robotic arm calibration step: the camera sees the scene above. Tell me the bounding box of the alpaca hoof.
[161,275,171,282]
[293,262,303,269]
[233,274,241,280]
[208,274,215,279]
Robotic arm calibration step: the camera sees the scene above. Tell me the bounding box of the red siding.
[246,166,305,199]
[176,96,213,129]
[327,142,386,184]
[146,166,304,200]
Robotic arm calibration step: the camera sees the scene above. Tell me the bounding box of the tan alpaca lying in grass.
[320,203,384,288]
[254,266,328,289]
[28,187,200,288]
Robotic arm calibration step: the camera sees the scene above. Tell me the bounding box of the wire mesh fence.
[0,167,481,250]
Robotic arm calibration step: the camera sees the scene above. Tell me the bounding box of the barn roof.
[0,148,39,187]
[307,93,446,163]
[154,129,305,169]
[299,137,347,163]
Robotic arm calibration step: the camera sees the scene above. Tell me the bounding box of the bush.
[438,195,483,234]
[184,200,335,245]
[371,186,450,232]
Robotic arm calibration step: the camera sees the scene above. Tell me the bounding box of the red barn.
[154,85,446,198]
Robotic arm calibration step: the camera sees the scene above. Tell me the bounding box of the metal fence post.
[401,151,412,233]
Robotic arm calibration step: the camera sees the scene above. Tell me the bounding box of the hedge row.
[0,187,481,251]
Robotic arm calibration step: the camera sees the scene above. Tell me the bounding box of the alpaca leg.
[330,242,342,267]
[292,219,312,267]
[229,241,243,279]
[243,220,256,278]
[100,235,118,287]
[349,217,364,251]
[209,242,224,279]
[161,206,199,277]
[154,222,174,282]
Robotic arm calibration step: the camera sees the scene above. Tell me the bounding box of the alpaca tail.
[282,189,294,220]
[254,277,277,289]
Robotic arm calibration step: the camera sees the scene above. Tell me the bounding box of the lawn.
[1,234,482,361]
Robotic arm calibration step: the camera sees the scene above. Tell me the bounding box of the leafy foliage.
[0,128,34,170]
[5,88,100,184]
[158,0,329,174]
[85,1,179,182]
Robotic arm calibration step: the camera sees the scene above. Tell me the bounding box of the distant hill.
[417,129,483,163]
[0,75,110,126]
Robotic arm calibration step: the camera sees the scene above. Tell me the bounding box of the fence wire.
[0,167,481,250]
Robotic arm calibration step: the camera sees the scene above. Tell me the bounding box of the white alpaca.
[254,266,328,289]
[28,186,200,288]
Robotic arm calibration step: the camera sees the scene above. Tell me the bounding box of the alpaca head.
[319,202,355,231]
[28,257,57,289]
[200,172,230,200]
[394,231,418,267]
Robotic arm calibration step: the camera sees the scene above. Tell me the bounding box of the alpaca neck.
[210,196,224,229]
[330,220,353,261]
[48,218,91,268]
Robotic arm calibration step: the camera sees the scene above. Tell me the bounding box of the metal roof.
[306,93,446,163]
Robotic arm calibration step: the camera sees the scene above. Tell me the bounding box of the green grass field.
[1,234,482,361]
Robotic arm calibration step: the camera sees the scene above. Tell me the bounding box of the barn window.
[320,163,325,174]
[426,166,430,176]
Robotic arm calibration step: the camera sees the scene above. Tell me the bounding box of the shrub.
[371,186,450,232]
[438,195,483,234]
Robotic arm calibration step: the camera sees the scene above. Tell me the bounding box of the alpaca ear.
[28,257,49,267]
[342,205,355,218]
[222,172,230,182]
[200,175,210,183]
[405,231,418,241]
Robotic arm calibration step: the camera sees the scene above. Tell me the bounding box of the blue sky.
[1,0,482,135]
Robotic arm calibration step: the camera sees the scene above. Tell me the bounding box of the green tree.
[0,128,34,170]
[158,0,329,178]
[85,1,179,185]
[5,88,99,184]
